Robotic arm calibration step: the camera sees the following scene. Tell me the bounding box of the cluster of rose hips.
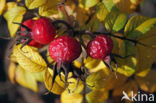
[16,17,114,90]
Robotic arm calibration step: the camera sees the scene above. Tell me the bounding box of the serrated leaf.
[4,6,26,37]
[12,45,47,72]
[44,68,65,95]
[86,88,108,103]
[15,65,38,92]
[0,0,6,15]
[104,12,127,32]
[61,91,83,103]
[124,15,148,37]
[39,0,58,16]
[113,0,143,13]
[125,16,156,39]
[25,0,47,9]
[135,27,156,77]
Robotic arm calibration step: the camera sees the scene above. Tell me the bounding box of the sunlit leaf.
[79,0,99,9]
[102,0,117,12]
[4,6,26,37]
[113,0,143,13]
[67,78,84,94]
[25,0,47,9]
[8,61,16,84]
[136,70,156,92]
[44,68,65,95]
[84,57,109,73]
[136,27,156,77]
[104,11,127,32]
[6,2,17,11]
[61,91,83,103]
[15,65,38,92]
[39,0,58,16]
[12,45,47,72]
[125,16,156,39]
[86,88,108,103]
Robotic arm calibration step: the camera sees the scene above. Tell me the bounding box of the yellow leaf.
[6,2,17,11]
[31,70,45,82]
[75,7,89,26]
[44,68,65,95]
[86,88,108,103]
[113,0,143,13]
[8,61,16,84]
[79,0,99,9]
[15,65,38,92]
[12,45,47,72]
[25,0,47,9]
[135,70,156,93]
[4,6,26,37]
[67,78,84,94]
[39,0,58,16]
[136,27,156,76]
[0,0,6,15]
[61,91,83,103]
[86,69,127,90]
[84,57,109,73]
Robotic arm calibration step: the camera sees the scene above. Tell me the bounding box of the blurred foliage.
[0,0,156,103]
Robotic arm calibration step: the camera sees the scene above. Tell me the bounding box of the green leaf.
[125,16,156,39]
[4,6,26,37]
[96,3,109,21]
[25,0,47,9]
[104,12,127,32]
[102,0,117,12]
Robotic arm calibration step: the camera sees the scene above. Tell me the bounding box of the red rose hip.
[87,34,113,59]
[49,35,82,63]
[32,18,56,44]
[21,19,43,48]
